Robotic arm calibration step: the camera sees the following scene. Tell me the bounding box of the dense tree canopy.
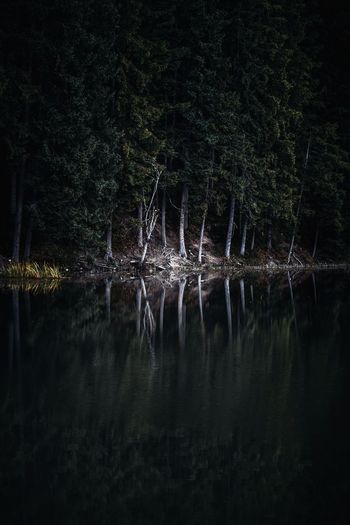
[0,0,349,261]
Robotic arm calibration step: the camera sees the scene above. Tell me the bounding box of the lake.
[0,271,349,524]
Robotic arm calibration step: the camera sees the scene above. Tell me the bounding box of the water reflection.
[0,272,349,524]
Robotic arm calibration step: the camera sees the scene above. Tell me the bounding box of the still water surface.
[0,272,349,524]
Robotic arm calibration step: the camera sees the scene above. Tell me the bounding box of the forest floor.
[1,224,349,280]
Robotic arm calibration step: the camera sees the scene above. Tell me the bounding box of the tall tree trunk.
[12,161,25,262]
[240,217,248,256]
[198,209,207,264]
[161,189,167,247]
[250,227,256,252]
[312,224,319,259]
[11,171,17,216]
[23,214,33,261]
[179,184,188,257]
[225,195,235,259]
[138,202,143,248]
[287,138,311,264]
[267,224,272,252]
[105,215,113,260]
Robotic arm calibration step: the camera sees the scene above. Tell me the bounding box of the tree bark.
[225,195,235,259]
[179,184,188,257]
[267,224,272,252]
[12,161,25,262]
[161,189,167,247]
[198,209,207,264]
[250,227,255,252]
[312,224,319,259]
[138,202,143,248]
[23,214,33,261]
[105,216,113,260]
[240,217,248,256]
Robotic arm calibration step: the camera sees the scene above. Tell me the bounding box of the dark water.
[0,272,349,525]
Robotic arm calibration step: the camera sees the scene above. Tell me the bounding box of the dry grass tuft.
[0,261,61,279]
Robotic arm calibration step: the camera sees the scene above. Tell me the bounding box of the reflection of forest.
[0,273,349,524]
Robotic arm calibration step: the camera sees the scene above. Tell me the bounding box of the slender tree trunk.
[11,171,17,216]
[225,196,235,259]
[287,138,311,264]
[312,224,319,259]
[224,277,232,345]
[105,216,113,260]
[179,184,188,257]
[161,189,167,247]
[198,209,207,264]
[23,214,33,261]
[138,202,143,248]
[240,217,248,256]
[267,224,272,252]
[250,227,256,252]
[12,161,25,262]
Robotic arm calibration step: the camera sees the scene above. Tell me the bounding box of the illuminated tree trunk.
[225,196,235,259]
[240,217,248,256]
[179,184,188,257]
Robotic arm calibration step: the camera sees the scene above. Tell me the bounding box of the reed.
[0,262,61,279]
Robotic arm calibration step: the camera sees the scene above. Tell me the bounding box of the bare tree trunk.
[224,277,232,346]
[23,214,33,261]
[105,216,113,260]
[240,217,248,256]
[11,171,17,215]
[225,196,235,259]
[250,227,255,252]
[161,189,167,247]
[312,224,319,259]
[198,209,207,264]
[267,224,272,252]
[287,138,311,264]
[179,184,188,258]
[12,161,25,262]
[138,202,143,248]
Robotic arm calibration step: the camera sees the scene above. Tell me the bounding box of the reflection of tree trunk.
[250,284,254,305]
[198,274,205,339]
[311,272,317,305]
[105,277,112,324]
[138,202,143,248]
[240,279,245,315]
[179,185,188,257]
[312,224,319,259]
[287,271,299,346]
[161,189,167,247]
[8,323,14,373]
[136,285,142,338]
[24,290,31,327]
[178,278,186,349]
[160,286,165,350]
[225,196,236,259]
[23,214,33,261]
[224,277,232,346]
[240,217,248,256]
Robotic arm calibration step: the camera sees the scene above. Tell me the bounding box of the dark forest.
[1,0,349,267]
